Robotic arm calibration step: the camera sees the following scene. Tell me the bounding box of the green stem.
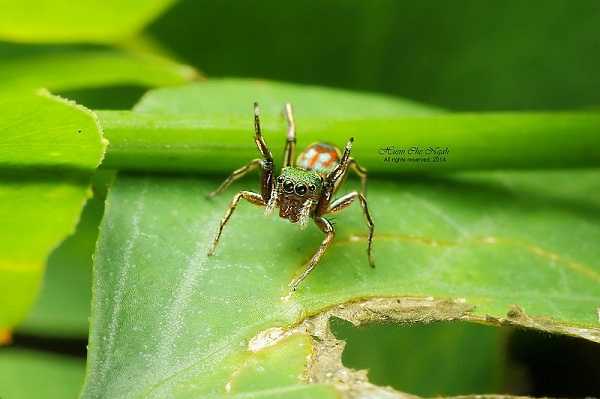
[98,110,600,174]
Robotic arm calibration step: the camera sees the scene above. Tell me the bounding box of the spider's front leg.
[207,102,275,201]
[282,102,296,168]
[289,217,335,291]
[207,102,275,256]
[207,191,265,256]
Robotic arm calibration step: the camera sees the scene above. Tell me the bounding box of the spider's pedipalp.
[297,198,314,229]
[264,180,280,216]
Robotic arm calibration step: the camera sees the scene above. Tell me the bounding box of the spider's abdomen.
[296,143,340,174]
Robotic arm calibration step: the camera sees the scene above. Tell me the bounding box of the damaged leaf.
[82,167,600,397]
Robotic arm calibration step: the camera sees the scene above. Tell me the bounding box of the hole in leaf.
[331,317,600,397]
[508,327,600,398]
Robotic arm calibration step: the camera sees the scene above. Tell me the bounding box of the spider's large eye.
[283,180,295,193]
[295,183,307,196]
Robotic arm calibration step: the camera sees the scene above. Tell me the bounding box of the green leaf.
[82,168,600,397]
[0,349,85,399]
[0,42,197,93]
[0,27,193,335]
[17,192,104,338]
[99,79,600,173]
[0,0,176,43]
[133,78,438,116]
[0,90,105,331]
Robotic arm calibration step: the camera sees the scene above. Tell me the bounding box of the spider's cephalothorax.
[268,167,324,227]
[207,102,374,291]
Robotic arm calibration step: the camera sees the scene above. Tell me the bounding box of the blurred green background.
[5,0,600,398]
[59,0,600,112]
[149,0,600,111]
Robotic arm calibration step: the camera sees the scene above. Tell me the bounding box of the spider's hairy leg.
[282,102,296,168]
[327,191,375,267]
[207,191,265,256]
[254,102,275,201]
[289,217,335,291]
[207,159,262,198]
[330,137,354,182]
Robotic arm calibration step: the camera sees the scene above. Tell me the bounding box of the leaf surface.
[83,169,600,398]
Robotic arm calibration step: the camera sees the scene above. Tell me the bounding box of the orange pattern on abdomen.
[296,143,340,174]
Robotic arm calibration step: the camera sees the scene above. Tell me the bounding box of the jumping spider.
[207,102,375,291]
